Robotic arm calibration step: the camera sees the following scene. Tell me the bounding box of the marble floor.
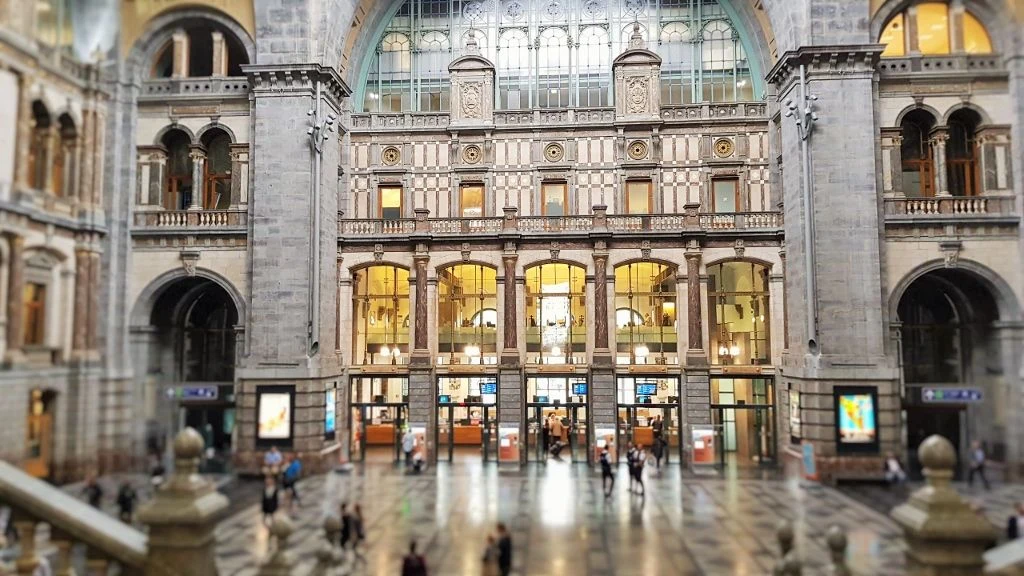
[214,461,909,576]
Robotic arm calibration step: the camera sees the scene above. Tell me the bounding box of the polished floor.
[214,461,910,576]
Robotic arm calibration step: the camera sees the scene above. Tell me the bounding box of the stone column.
[498,251,522,464]
[930,130,950,197]
[684,249,703,354]
[189,147,205,210]
[411,253,429,361]
[148,148,167,207]
[13,74,31,190]
[86,250,100,352]
[590,237,616,467]
[891,435,997,575]
[171,30,189,79]
[501,253,518,355]
[210,31,227,77]
[5,234,24,364]
[72,249,89,354]
[683,246,711,457]
[229,144,248,206]
[42,124,57,195]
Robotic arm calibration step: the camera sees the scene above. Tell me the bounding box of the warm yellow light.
[963,12,992,54]
[380,345,391,357]
[916,3,950,55]
[879,13,905,57]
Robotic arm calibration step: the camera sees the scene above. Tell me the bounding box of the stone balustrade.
[140,77,251,100]
[339,208,783,239]
[133,209,248,230]
[877,53,1004,77]
[885,195,1015,217]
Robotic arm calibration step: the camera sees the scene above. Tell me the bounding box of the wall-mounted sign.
[922,387,983,403]
[834,386,879,453]
[180,386,218,400]
[325,389,337,437]
[257,388,294,442]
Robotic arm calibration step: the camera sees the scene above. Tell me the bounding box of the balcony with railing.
[132,209,248,234]
[139,77,251,101]
[877,54,1005,78]
[883,195,1018,227]
[339,206,783,241]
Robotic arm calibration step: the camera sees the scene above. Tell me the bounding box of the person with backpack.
[625,443,637,493]
[282,455,302,509]
[496,522,512,576]
[401,540,428,576]
[349,503,367,563]
[261,476,279,525]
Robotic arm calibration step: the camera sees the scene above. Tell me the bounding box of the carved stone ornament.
[381,146,401,166]
[180,251,200,277]
[373,244,384,262]
[461,82,483,118]
[544,142,565,162]
[463,144,483,164]
[550,241,560,261]
[627,140,648,160]
[940,241,962,268]
[626,76,649,114]
[461,242,472,261]
[714,138,735,158]
[640,240,652,260]
[734,239,746,258]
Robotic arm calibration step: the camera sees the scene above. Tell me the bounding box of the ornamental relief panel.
[461,82,483,118]
[626,76,649,114]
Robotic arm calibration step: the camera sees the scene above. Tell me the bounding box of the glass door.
[616,406,634,464]
[569,405,589,464]
[712,406,776,468]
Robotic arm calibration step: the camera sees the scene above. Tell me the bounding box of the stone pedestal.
[891,435,997,575]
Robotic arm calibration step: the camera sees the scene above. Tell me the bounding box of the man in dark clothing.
[83,474,103,509]
[496,522,512,576]
[339,502,354,551]
[116,481,138,523]
[261,477,279,525]
[401,540,428,576]
[600,446,614,497]
[1007,501,1024,540]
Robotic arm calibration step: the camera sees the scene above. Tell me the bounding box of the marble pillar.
[189,147,205,210]
[930,130,950,197]
[592,251,611,362]
[412,254,429,359]
[171,30,189,79]
[72,249,88,353]
[5,234,24,363]
[211,31,227,77]
[685,250,703,355]
[501,253,518,361]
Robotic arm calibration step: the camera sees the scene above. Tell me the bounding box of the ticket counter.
[615,376,682,466]
[436,376,498,462]
[349,376,408,464]
[525,375,589,464]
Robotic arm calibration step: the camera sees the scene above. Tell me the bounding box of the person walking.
[632,444,646,496]
[83,474,104,509]
[549,416,564,459]
[496,522,512,576]
[116,480,137,524]
[261,476,279,526]
[401,540,429,576]
[625,443,637,493]
[1006,502,1024,540]
[282,455,302,509]
[339,502,354,552]
[263,446,283,478]
[349,504,367,563]
[652,436,664,471]
[402,428,417,470]
[968,441,991,490]
[482,534,501,576]
[600,445,614,498]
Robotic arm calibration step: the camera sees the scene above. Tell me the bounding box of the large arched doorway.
[896,267,1006,478]
[146,276,239,462]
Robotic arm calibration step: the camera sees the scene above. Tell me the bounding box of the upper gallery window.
[614,262,677,365]
[352,265,411,365]
[380,186,403,219]
[879,2,993,57]
[361,0,759,112]
[437,264,498,364]
[459,184,484,217]
[149,24,249,78]
[707,261,770,366]
[34,0,73,50]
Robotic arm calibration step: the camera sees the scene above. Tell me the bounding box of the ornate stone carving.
[463,144,483,164]
[544,142,565,162]
[626,76,649,114]
[940,241,961,268]
[461,82,483,118]
[734,239,746,258]
[640,240,651,260]
[381,146,401,166]
[180,251,200,277]
[550,241,560,261]
[373,244,384,262]
[627,140,648,160]
[714,138,735,158]
[461,242,472,261]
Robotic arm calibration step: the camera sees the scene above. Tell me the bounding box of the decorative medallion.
[543,0,565,20]
[461,82,482,118]
[627,140,648,160]
[544,142,565,162]
[626,76,649,114]
[625,0,646,17]
[503,0,525,21]
[713,138,735,158]
[463,144,483,164]
[583,0,605,18]
[463,0,486,22]
[381,146,401,166]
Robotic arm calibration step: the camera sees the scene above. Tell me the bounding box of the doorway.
[24,389,55,478]
[350,403,408,463]
[710,377,776,469]
[906,405,962,479]
[527,403,589,463]
[436,402,497,462]
[615,405,681,466]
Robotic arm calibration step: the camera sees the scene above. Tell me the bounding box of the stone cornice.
[242,63,351,106]
[767,44,884,92]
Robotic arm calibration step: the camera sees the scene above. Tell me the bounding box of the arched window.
[34,0,73,49]
[27,101,51,191]
[438,264,497,364]
[614,262,677,365]
[577,26,610,108]
[352,266,410,365]
[148,24,249,79]
[947,109,982,197]
[525,263,586,364]
[880,3,993,57]
[707,262,770,366]
[202,129,232,209]
[900,110,936,197]
[162,129,193,210]
[52,114,76,198]
[357,0,760,112]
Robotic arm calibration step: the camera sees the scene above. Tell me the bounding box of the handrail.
[134,209,248,228]
[0,461,148,568]
[883,195,1016,217]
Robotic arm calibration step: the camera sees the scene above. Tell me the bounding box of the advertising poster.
[498,426,520,462]
[258,392,292,440]
[789,390,801,440]
[325,389,336,436]
[594,427,616,462]
[837,393,876,444]
[691,425,716,465]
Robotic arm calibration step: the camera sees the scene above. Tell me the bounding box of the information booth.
[525,374,590,464]
[615,375,682,465]
[436,376,498,462]
[349,375,409,463]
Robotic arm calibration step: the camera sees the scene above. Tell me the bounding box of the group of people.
[883,441,994,490]
[400,522,512,576]
[260,447,303,525]
[81,474,139,524]
[541,413,570,459]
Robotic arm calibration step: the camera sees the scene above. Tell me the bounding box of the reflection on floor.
[356,445,398,464]
[214,461,909,576]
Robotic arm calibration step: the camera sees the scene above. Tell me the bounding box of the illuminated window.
[879,3,993,57]
[900,110,936,197]
[163,129,193,210]
[34,0,72,49]
[916,3,951,55]
[708,262,771,366]
[352,266,410,365]
[879,13,905,57]
[577,26,611,107]
[963,13,993,54]
[712,178,738,213]
[525,263,586,364]
[542,182,567,216]
[614,262,677,365]
[626,181,652,214]
[23,283,47,346]
[438,264,497,364]
[460,184,484,217]
[380,186,403,219]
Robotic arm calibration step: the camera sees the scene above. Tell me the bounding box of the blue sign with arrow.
[180,386,219,400]
[922,387,982,403]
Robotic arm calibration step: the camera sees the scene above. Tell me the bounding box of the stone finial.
[825,526,850,576]
[773,520,800,576]
[465,34,480,55]
[891,434,998,576]
[258,515,297,576]
[628,22,645,49]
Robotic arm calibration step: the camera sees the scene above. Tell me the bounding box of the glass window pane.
[460,185,484,217]
[917,3,951,55]
[879,13,905,57]
[626,181,650,214]
[713,179,737,213]
[963,13,993,54]
[381,186,402,219]
[542,183,566,216]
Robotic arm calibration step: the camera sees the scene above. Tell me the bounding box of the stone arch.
[153,123,197,147]
[196,122,237,145]
[130,267,246,328]
[349,261,411,275]
[520,257,590,275]
[871,0,1007,53]
[608,256,680,271]
[434,260,498,275]
[126,7,256,85]
[703,255,776,272]
[894,103,943,128]
[942,101,992,127]
[888,258,1020,323]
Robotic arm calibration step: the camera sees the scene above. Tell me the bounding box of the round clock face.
[544,143,565,162]
[463,144,483,164]
[382,146,401,165]
[714,138,735,158]
[628,140,648,160]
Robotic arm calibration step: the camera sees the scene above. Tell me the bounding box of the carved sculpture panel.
[626,76,649,114]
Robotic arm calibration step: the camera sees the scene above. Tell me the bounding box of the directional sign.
[180,385,219,401]
[922,387,983,403]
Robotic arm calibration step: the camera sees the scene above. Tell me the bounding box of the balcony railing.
[139,77,250,99]
[877,54,1004,77]
[338,210,782,238]
[883,195,1016,218]
[133,209,248,229]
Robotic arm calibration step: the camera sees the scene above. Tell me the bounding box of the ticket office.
[525,375,589,463]
[710,377,776,468]
[436,376,498,462]
[615,376,682,465]
[349,376,409,463]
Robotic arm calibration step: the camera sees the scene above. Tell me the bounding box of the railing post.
[592,204,608,231]
[257,516,297,576]
[502,206,518,232]
[13,519,39,576]
[772,520,802,576]
[414,208,430,233]
[683,202,700,228]
[137,427,229,576]
[891,434,997,575]
[826,525,851,576]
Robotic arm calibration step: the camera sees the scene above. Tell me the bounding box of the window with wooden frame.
[23,282,47,346]
[711,177,739,213]
[380,186,403,219]
[162,129,193,210]
[900,110,935,197]
[625,180,652,214]
[541,182,567,216]
[947,109,982,197]
[202,130,232,209]
[459,184,484,217]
